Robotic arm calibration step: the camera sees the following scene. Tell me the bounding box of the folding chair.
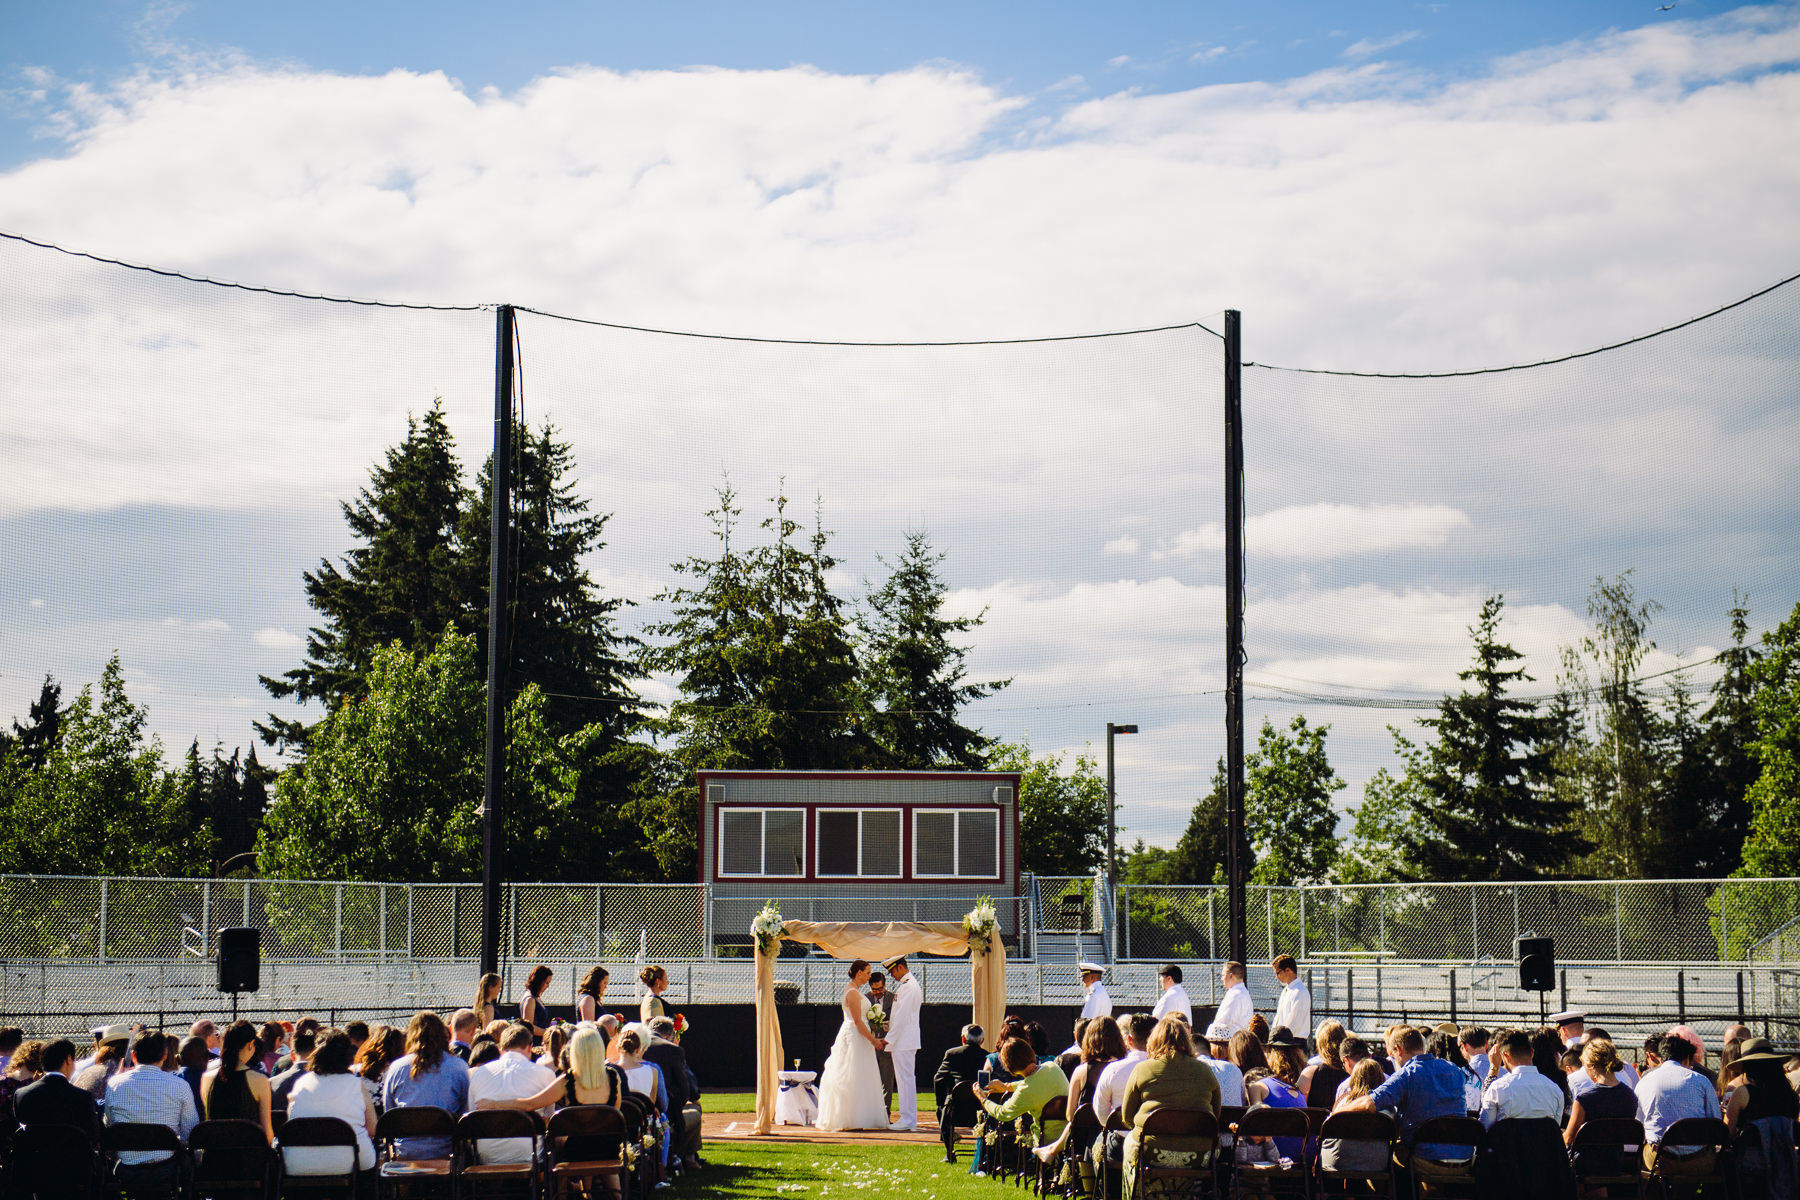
[1130,1106,1219,1199]
[1406,1116,1483,1200]
[1030,1097,1069,1194]
[1232,1107,1311,1200]
[12,1122,100,1200]
[1100,1108,1128,1200]
[1315,1110,1397,1198]
[101,1123,188,1200]
[374,1105,456,1199]
[1646,1117,1730,1200]
[278,1116,361,1200]
[1570,1116,1644,1199]
[1040,1102,1101,1198]
[546,1106,628,1200]
[942,1081,979,1164]
[190,1119,274,1200]
[616,1093,659,1194]
[454,1109,542,1200]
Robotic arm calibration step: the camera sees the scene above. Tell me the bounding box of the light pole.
[1105,722,1138,890]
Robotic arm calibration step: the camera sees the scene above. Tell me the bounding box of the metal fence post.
[1378,889,1387,956]
[201,881,211,949]
[1208,892,1216,962]
[242,881,251,927]
[1472,889,1479,961]
[1615,883,1623,962]
[406,885,414,959]
[335,885,343,962]
[1720,884,1732,960]
[98,878,108,964]
[702,884,713,961]
[1299,888,1307,957]
[379,884,387,959]
[1124,886,1132,961]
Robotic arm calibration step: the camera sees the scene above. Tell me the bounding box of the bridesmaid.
[520,965,554,1038]
[640,965,670,1024]
[577,966,609,1025]
[473,972,502,1028]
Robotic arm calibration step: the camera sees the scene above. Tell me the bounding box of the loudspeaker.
[218,927,260,994]
[1516,935,1555,992]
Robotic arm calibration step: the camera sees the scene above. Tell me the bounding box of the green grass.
[704,1091,934,1115]
[673,1139,1015,1199]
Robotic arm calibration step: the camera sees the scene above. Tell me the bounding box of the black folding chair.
[546,1106,628,1200]
[278,1116,360,1200]
[1646,1117,1730,1200]
[1406,1116,1483,1200]
[374,1105,457,1199]
[1232,1106,1311,1200]
[101,1123,188,1200]
[941,1080,981,1164]
[190,1119,274,1200]
[454,1109,542,1199]
[12,1123,101,1200]
[1570,1116,1644,1199]
[1315,1110,1397,1198]
[1030,1097,1069,1194]
[1131,1106,1219,1199]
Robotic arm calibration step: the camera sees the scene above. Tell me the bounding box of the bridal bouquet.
[751,900,784,957]
[865,1006,887,1035]
[964,895,999,956]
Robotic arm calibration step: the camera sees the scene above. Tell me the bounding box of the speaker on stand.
[1516,934,1555,1026]
[218,927,260,1022]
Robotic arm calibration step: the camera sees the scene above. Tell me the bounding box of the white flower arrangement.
[752,900,785,957]
[963,895,999,956]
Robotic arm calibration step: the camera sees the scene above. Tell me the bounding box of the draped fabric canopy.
[752,919,1007,1135]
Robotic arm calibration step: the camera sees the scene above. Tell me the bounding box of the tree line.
[2,403,1797,886]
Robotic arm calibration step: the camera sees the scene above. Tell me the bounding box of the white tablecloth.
[776,1070,818,1126]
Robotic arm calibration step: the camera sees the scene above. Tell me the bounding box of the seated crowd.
[0,965,705,1192]
[928,957,1800,1198]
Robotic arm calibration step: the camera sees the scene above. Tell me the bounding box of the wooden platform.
[705,1109,945,1146]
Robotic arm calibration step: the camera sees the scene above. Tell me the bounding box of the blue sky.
[1,1,1796,846]
[0,0,1740,171]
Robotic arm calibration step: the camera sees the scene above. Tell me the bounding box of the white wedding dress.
[815,989,888,1131]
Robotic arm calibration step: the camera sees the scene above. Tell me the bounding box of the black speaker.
[1516,935,1555,992]
[218,927,260,993]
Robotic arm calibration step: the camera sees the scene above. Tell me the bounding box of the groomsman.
[1078,962,1113,1020]
[882,956,924,1132]
[867,971,897,1115]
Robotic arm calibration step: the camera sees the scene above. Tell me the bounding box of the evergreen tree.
[260,401,469,746]
[9,675,65,770]
[459,422,642,739]
[860,530,1008,769]
[1163,760,1234,885]
[205,745,270,872]
[1335,731,1428,883]
[1691,594,1760,873]
[1246,715,1344,886]
[1409,595,1583,881]
[1737,601,1800,876]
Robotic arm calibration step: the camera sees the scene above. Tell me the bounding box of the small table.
[776,1070,819,1126]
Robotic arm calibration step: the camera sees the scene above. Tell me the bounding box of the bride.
[815,958,891,1131]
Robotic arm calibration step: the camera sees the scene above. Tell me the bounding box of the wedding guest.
[577,966,610,1024]
[285,1030,376,1184]
[1721,1037,1798,1137]
[344,1021,370,1051]
[202,1021,275,1157]
[270,1028,316,1112]
[257,1022,287,1074]
[539,1026,570,1072]
[979,1038,1069,1151]
[1299,1020,1349,1107]
[646,1016,703,1171]
[103,1031,198,1183]
[1563,1037,1637,1179]
[1035,1015,1124,1167]
[15,1039,97,1141]
[1324,1060,1392,1173]
[467,1024,555,1163]
[520,965,554,1038]
[381,1011,469,1161]
[1119,1016,1218,1200]
[0,1039,45,1134]
[449,1009,479,1061]
[352,1025,403,1110]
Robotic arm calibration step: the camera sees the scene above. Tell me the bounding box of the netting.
[2,228,1797,869]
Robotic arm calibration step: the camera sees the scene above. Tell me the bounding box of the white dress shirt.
[1079,981,1113,1020]
[466,1050,556,1162]
[1151,983,1194,1024]
[104,1065,199,1163]
[1091,1048,1147,1122]
[1212,983,1251,1034]
[1478,1065,1567,1128]
[1274,978,1310,1039]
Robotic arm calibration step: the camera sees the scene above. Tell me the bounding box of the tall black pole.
[479,304,515,978]
[1224,309,1248,967]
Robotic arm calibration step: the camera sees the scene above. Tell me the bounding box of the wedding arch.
[750,901,1007,1135]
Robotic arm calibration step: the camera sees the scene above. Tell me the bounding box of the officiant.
[866,969,898,1117]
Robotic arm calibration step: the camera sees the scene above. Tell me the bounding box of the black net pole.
[1224,309,1248,967]
[479,304,515,977]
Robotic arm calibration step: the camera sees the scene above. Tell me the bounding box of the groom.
[882,956,923,1132]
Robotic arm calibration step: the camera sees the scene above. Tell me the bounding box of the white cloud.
[1107,55,1132,69]
[252,627,303,651]
[1152,504,1470,560]
[162,616,229,633]
[29,597,44,608]
[1343,31,1423,59]
[1103,534,1141,556]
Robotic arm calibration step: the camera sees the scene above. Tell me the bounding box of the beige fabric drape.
[751,918,1009,1135]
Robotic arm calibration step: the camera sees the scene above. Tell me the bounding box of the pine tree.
[459,422,642,739]
[1164,760,1235,885]
[1335,730,1428,883]
[1691,594,1760,873]
[260,401,469,746]
[1408,595,1584,881]
[860,530,1008,769]
[9,675,65,769]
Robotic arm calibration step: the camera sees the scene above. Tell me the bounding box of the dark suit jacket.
[934,1043,989,1107]
[14,1074,98,1140]
[643,1041,692,1113]
[449,1042,472,1062]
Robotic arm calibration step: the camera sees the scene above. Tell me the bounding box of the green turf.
[674,1138,1019,1199]
[703,1091,934,1115]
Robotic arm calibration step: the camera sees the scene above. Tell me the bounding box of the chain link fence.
[1118,879,1800,965]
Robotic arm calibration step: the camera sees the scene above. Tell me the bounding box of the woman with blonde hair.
[1322,1059,1390,1172]
[639,965,670,1024]
[1119,1015,1221,1200]
[538,1025,570,1072]
[1299,1019,1349,1108]
[478,1023,617,1112]
[1563,1038,1637,1178]
[473,972,503,1027]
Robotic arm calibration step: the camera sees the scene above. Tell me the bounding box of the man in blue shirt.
[104,1031,199,1178]
[1340,1027,1470,1165]
[1635,1033,1721,1175]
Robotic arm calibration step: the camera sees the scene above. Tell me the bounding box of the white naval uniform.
[1080,981,1113,1020]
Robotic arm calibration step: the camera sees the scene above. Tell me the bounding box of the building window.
[718,808,805,877]
[913,809,1000,878]
[816,809,902,878]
